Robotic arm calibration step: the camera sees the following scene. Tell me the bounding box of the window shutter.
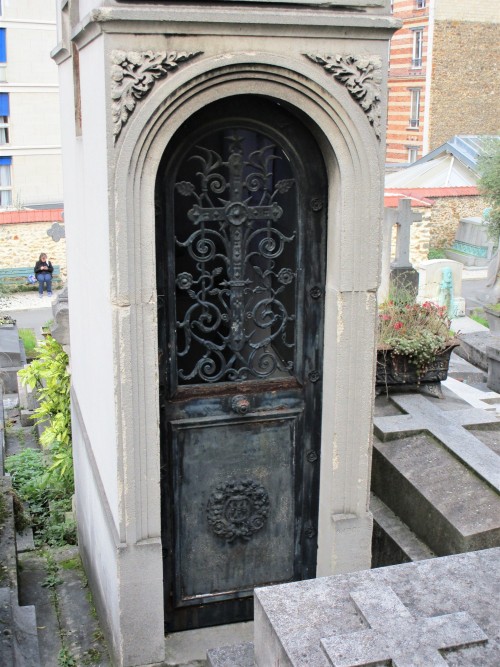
[0,93,9,117]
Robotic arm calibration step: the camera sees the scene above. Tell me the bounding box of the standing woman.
[34,253,53,297]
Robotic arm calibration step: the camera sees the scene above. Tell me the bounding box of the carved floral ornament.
[110,49,202,141]
[304,54,382,140]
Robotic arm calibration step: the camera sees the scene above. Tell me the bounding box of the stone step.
[370,494,435,567]
[0,477,41,667]
[207,641,254,667]
[372,422,500,556]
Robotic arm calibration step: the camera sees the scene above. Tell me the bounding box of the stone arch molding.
[111,53,382,546]
[110,50,382,144]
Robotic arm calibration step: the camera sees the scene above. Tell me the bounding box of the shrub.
[18,336,73,491]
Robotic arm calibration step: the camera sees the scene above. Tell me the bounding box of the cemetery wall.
[0,220,67,277]
[428,20,500,150]
[425,195,488,250]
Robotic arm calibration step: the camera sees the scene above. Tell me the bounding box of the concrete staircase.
[0,478,41,667]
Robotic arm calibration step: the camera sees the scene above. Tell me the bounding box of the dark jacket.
[34,260,53,276]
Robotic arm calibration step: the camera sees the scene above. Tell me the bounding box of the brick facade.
[387,0,500,164]
[387,0,429,164]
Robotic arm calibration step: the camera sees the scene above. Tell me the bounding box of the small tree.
[477,139,500,242]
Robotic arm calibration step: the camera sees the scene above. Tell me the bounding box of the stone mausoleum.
[52,1,399,665]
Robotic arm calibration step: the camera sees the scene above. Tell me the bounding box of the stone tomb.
[446,216,495,267]
[417,259,465,317]
[53,0,399,664]
[208,548,500,666]
[0,323,26,394]
[372,392,500,556]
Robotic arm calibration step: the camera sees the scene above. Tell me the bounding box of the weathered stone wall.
[429,21,500,150]
[0,222,67,278]
[409,209,432,265]
[426,195,488,250]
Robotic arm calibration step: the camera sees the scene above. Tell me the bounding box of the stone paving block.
[207,641,254,666]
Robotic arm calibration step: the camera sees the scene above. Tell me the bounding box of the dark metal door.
[156,97,327,632]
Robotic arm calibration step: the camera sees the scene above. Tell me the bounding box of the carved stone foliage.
[305,54,382,139]
[207,479,270,543]
[111,50,202,140]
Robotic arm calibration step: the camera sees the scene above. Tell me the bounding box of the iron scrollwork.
[207,479,270,543]
[174,133,297,384]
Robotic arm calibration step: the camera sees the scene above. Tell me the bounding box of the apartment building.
[387,0,500,166]
[0,0,62,208]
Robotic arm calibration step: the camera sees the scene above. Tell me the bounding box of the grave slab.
[373,393,500,492]
[372,427,500,555]
[253,548,500,666]
[442,376,500,413]
[454,331,493,371]
[321,583,486,667]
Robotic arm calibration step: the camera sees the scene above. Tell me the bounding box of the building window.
[0,93,9,144]
[0,28,6,62]
[409,88,421,128]
[0,28,6,83]
[0,156,12,206]
[411,29,423,68]
[416,0,426,8]
[407,146,419,164]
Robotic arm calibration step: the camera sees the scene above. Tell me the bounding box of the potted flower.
[376,293,459,397]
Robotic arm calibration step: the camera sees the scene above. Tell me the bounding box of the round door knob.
[231,395,250,415]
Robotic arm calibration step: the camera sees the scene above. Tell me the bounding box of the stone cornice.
[305,54,383,140]
[71,8,400,49]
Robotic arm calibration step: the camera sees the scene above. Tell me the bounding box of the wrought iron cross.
[182,135,283,352]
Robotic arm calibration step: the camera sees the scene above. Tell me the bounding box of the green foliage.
[18,336,73,490]
[470,307,489,328]
[5,449,77,546]
[378,287,455,376]
[58,646,77,667]
[427,247,447,260]
[477,139,500,242]
[18,328,37,356]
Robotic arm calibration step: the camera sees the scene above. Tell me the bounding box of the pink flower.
[393,321,404,330]
[380,314,391,321]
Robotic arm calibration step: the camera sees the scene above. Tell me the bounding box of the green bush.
[18,336,73,490]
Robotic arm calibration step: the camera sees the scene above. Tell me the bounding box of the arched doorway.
[156,96,328,632]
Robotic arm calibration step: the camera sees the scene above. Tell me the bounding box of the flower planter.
[376,340,460,398]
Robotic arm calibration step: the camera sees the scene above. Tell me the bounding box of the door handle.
[231,395,250,415]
